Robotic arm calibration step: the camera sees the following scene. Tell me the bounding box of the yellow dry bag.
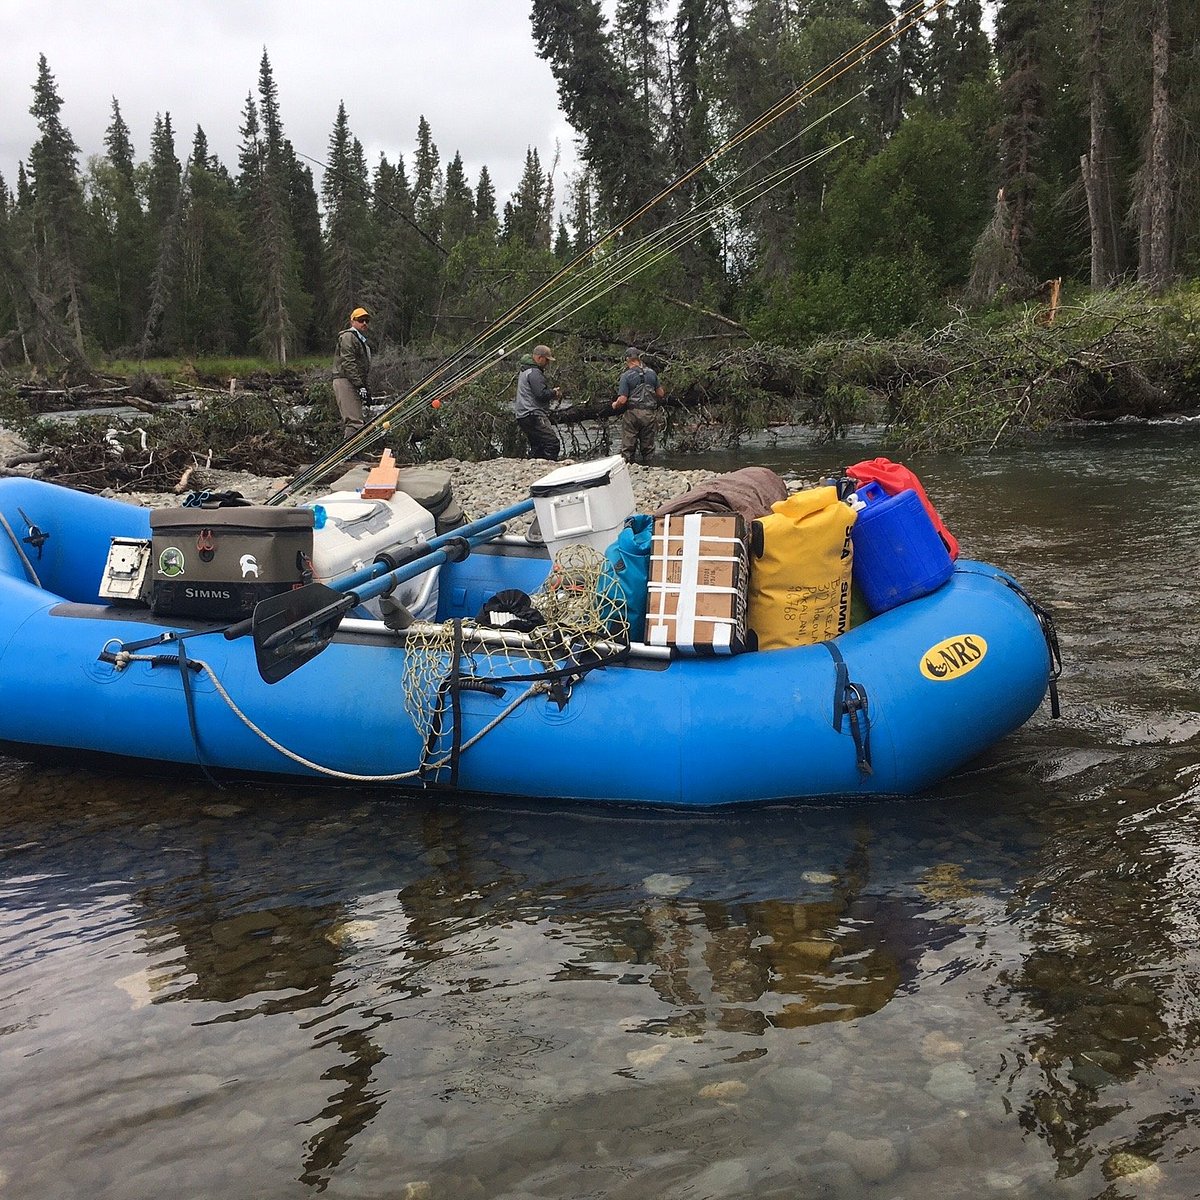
[747,485,857,650]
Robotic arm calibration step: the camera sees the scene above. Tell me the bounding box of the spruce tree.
[405,117,444,337]
[954,0,992,90]
[530,0,660,222]
[504,149,550,249]
[235,52,306,364]
[27,53,88,358]
[926,3,958,114]
[288,155,324,350]
[0,171,28,364]
[994,0,1053,277]
[567,172,594,255]
[412,115,443,237]
[664,0,721,282]
[89,97,147,349]
[1080,0,1123,287]
[474,165,498,235]
[615,0,666,135]
[553,216,572,259]
[16,162,33,212]
[441,152,475,247]
[176,127,242,351]
[322,102,374,330]
[1138,0,1172,291]
[146,113,181,241]
[366,153,419,341]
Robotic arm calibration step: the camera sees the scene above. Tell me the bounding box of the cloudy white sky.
[1,0,582,207]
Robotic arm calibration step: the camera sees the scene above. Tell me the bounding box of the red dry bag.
[845,457,960,559]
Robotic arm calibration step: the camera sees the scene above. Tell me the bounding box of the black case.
[148,506,314,619]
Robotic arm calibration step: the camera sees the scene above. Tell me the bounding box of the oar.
[233,507,533,684]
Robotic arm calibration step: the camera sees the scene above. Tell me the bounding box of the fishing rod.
[323,138,853,444]
[290,134,852,475]
[416,97,866,377]
[278,139,843,487]
[478,93,872,359]
[382,105,862,413]
[292,95,868,475]
[270,0,948,501]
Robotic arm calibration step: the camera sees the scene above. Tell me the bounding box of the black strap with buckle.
[821,640,873,776]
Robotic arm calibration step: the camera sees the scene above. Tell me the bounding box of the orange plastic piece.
[361,450,400,499]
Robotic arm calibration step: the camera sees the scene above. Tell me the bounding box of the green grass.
[96,356,328,380]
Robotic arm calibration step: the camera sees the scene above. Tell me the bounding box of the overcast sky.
[1,0,582,208]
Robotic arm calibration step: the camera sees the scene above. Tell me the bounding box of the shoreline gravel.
[2,423,714,531]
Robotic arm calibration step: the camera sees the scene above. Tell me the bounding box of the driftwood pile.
[1,371,326,494]
[13,370,310,416]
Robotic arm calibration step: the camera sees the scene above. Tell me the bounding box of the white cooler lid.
[530,455,626,497]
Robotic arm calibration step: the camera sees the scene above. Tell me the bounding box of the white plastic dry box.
[529,455,636,559]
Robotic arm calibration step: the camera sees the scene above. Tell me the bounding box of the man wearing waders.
[612,347,665,464]
[332,306,372,453]
[513,344,562,460]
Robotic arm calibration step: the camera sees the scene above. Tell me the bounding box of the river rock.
[1102,1151,1161,1181]
[699,1080,748,1103]
[822,1129,902,1183]
[201,802,244,818]
[684,1157,754,1196]
[925,1060,976,1104]
[643,872,692,896]
[1067,1054,1117,1088]
[760,1065,835,1104]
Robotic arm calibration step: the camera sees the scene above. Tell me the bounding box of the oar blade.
[252,582,348,684]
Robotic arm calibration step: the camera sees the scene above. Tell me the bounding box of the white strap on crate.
[648,512,742,652]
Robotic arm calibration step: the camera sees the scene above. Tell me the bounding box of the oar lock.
[17,507,49,560]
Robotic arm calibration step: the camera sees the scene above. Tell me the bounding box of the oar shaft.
[350,524,504,606]
[324,498,535,593]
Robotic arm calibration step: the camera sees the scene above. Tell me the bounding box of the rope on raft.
[104,644,549,783]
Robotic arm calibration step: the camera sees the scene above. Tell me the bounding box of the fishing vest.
[624,367,658,410]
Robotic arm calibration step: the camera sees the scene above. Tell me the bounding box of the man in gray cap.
[513,344,562,460]
[612,347,665,463]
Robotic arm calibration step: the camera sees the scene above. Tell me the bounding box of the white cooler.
[529,456,636,559]
[306,490,438,619]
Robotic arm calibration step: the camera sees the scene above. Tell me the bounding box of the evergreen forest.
[2,0,1199,461]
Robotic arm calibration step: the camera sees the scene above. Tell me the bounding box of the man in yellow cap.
[332,306,372,441]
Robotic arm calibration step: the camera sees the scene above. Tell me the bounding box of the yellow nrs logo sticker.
[920,634,988,681]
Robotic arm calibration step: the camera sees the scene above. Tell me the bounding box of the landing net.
[399,544,630,768]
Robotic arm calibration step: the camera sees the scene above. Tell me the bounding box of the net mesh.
[399,543,629,741]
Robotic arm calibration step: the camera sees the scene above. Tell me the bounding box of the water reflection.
[994,760,1200,1187]
[4,749,1199,1196]
[1,762,1024,1196]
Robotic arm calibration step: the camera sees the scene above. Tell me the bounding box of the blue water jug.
[850,483,953,614]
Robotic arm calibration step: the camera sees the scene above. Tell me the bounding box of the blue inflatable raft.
[0,476,1057,807]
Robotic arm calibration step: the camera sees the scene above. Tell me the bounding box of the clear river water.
[2,423,1199,1199]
